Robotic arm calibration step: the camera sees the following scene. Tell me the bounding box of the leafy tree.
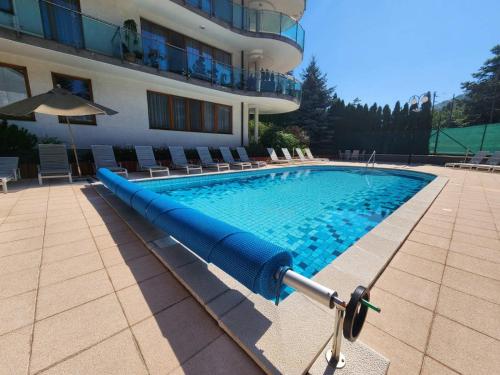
[460,45,500,124]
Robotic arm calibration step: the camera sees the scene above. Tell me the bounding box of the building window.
[146,91,231,134]
[147,91,170,129]
[141,18,232,80]
[0,0,13,14]
[203,102,214,132]
[51,72,96,125]
[0,62,35,121]
[189,99,202,131]
[217,105,231,133]
[172,97,186,130]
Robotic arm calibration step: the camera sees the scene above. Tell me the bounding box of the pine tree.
[461,45,500,124]
[288,56,334,146]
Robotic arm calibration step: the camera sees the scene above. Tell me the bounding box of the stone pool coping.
[94,163,448,375]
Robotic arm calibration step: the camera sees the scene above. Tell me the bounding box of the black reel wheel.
[343,286,369,342]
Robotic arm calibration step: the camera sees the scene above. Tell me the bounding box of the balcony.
[174,0,306,51]
[0,0,302,104]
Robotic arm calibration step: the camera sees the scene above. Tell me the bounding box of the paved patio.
[0,164,499,374]
[0,181,261,375]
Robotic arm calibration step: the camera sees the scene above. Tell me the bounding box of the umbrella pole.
[65,116,82,177]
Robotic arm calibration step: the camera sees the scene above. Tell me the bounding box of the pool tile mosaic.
[136,167,433,297]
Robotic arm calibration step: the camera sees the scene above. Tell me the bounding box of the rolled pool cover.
[97,168,293,299]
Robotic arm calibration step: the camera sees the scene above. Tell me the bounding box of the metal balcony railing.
[179,0,305,50]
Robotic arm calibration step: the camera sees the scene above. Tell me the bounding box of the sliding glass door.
[39,0,84,48]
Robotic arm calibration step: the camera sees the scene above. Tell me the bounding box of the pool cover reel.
[97,168,293,299]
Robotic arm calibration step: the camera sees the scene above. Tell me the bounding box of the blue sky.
[296,0,500,107]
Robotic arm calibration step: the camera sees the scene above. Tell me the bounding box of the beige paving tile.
[408,231,450,250]
[359,323,423,375]
[45,213,85,226]
[414,222,453,238]
[0,235,43,258]
[39,252,103,287]
[447,252,500,281]
[42,238,98,265]
[419,217,455,230]
[0,218,45,232]
[442,267,500,305]
[449,238,500,263]
[375,267,439,310]
[36,269,114,320]
[44,218,88,235]
[30,294,128,374]
[0,249,42,275]
[117,272,189,325]
[421,356,459,375]
[452,231,500,251]
[390,252,444,283]
[427,316,500,375]
[89,221,130,237]
[422,213,455,224]
[0,291,35,335]
[93,230,138,250]
[39,330,148,375]
[399,240,448,264]
[99,241,149,268]
[454,223,499,240]
[3,213,46,224]
[0,267,39,299]
[455,216,498,230]
[132,297,221,375]
[43,228,93,248]
[436,286,500,340]
[366,288,433,351]
[170,334,262,375]
[0,326,32,375]
[106,254,166,291]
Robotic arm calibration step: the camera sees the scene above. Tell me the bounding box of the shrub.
[0,120,37,155]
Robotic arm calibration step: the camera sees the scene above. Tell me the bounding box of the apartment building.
[0,0,305,147]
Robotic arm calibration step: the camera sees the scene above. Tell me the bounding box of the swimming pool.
[136,166,434,282]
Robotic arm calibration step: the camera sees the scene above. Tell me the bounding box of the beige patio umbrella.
[0,86,118,176]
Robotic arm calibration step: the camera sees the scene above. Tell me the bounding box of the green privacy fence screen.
[429,123,500,155]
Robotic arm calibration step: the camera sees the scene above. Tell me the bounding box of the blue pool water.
[136,166,434,283]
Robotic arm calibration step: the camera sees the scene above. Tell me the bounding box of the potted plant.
[122,19,140,62]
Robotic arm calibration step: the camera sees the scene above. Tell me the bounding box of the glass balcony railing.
[182,0,305,50]
[0,0,302,103]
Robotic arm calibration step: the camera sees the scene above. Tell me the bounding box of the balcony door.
[40,0,84,49]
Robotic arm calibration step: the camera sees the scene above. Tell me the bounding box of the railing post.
[479,123,488,151]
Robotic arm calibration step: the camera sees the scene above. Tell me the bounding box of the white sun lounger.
[267,148,290,164]
[219,147,252,169]
[91,145,128,177]
[305,148,329,162]
[196,147,230,171]
[445,151,488,169]
[135,146,170,178]
[473,151,500,171]
[282,148,304,163]
[295,148,318,162]
[169,146,203,174]
[0,157,20,193]
[38,144,73,185]
[236,147,266,168]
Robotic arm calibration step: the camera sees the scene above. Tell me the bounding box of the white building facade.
[0,0,305,148]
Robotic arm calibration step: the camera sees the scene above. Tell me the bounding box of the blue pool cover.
[97,168,292,299]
